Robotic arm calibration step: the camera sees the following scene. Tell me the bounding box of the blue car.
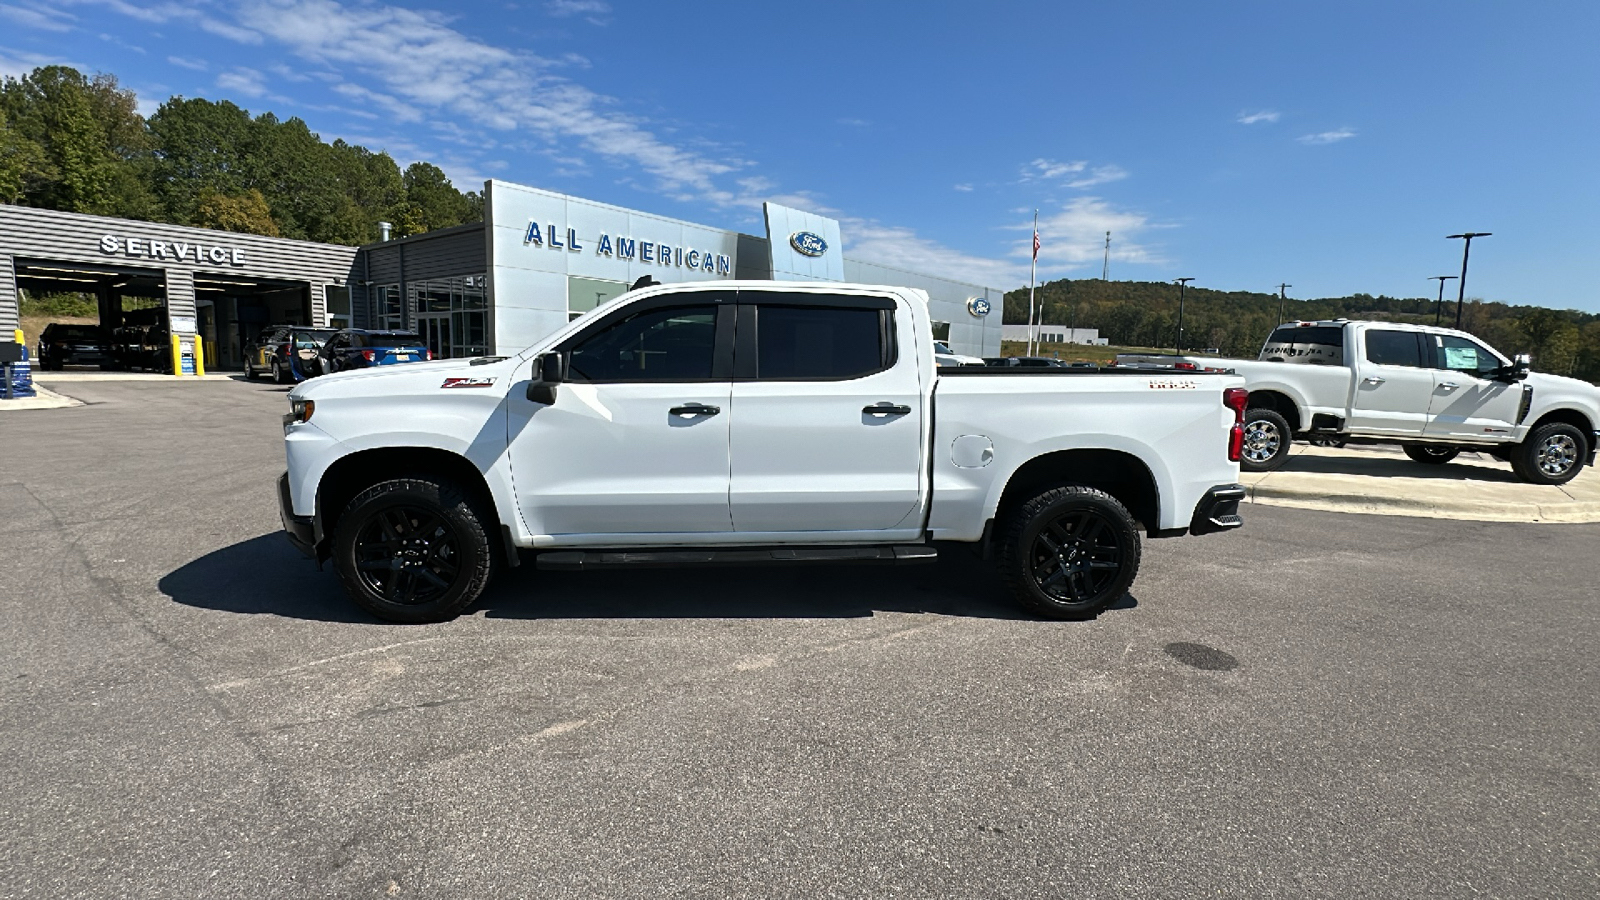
[317,329,432,374]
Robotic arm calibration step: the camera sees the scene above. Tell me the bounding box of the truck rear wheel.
[998,485,1141,620]
[332,476,496,623]
[1511,423,1587,486]
[1402,444,1460,465]
[1240,408,1292,472]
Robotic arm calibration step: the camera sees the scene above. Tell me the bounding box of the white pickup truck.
[279,280,1247,623]
[1117,319,1600,484]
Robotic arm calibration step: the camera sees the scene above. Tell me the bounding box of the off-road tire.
[1240,408,1293,472]
[1402,444,1460,465]
[998,485,1142,620]
[333,476,497,623]
[1511,422,1587,486]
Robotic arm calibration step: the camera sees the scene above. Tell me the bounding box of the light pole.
[1276,283,1292,325]
[1428,275,1457,326]
[1446,232,1490,329]
[1174,277,1195,354]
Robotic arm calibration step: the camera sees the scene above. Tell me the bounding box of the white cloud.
[844,220,1024,288]
[953,183,973,192]
[1022,158,1128,189]
[1023,158,1087,181]
[1025,197,1163,269]
[167,55,207,71]
[214,67,286,102]
[545,0,609,24]
[1065,164,1127,189]
[1298,128,1357,145]
[1,3,76,32]
[837,117,870,127]
[1237,109,1279,124]
[0,46,85,79]
[332,81,422,122]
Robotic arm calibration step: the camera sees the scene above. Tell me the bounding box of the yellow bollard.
[170,333,183,377]
[195,339,207,377]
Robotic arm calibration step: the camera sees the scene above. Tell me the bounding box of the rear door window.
[1364,330,1423,367]
[754,305,888,381]
[1262,325,1344,364]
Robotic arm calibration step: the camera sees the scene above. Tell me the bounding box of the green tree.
[1517,307,1581,373]
[401,161,477,235]
[0,107,53,202]
[147,96,255,224]
[192,188,281,236]
[0,66,154,217]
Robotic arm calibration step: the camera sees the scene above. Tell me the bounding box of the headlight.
[283,398,315,427]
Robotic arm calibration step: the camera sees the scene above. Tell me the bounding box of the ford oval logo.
[967,297,992,317]
[790,231,828,258]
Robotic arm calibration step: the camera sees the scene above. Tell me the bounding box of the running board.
[535,545,938,570]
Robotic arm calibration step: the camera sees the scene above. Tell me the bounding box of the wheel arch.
[991,448,1160,540]
[317,447,507,554]
[1528,407,1596,455]
[1246,389,1303,432]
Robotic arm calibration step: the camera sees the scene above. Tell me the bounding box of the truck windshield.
[1260,325,1344,365]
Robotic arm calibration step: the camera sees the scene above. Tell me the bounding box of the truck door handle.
[669,403,720,417]
[1439,381,1460,390]
[1363,376,1386,385]
[863,402,912,417]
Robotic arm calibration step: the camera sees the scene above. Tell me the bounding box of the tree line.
[0,66,480,245]
[1005,278,1600,384]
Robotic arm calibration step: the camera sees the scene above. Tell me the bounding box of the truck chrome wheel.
[1028,508,1126,604]
[1242,419,1281,463]
[1537,434,1579,477]
[352,506,462,606]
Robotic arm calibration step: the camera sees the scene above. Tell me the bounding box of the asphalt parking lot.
[4,379,1598,898]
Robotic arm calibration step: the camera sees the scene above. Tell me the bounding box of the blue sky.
[3,0,1598,312]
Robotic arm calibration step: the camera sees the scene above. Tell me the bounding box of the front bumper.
[278,472,320,559]
[1189,483,1246,536]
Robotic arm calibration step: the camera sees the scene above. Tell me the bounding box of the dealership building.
[1,179,1004,368]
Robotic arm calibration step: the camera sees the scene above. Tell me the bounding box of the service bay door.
[728,294,927,534]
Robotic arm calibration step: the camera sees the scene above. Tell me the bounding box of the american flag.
[1033,228,1041,260]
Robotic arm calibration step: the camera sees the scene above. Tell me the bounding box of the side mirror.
[525,351,564,404]
[1513,353,1532,379]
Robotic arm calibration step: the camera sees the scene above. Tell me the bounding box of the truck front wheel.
[332,476,497,623]
[1240,408,1293,472]
[998,485,1142,620]
[1511,423,1587,486]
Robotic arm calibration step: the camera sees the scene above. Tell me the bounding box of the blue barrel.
[5,345,36,398]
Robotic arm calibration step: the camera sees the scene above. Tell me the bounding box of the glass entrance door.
[417,314,451,360]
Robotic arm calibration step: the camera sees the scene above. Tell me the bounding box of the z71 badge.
[1147,379,1200,390]
[441,377,496,389]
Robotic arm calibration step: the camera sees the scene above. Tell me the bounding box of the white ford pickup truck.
[1118,319,1600,485]
[279,280,1247,623]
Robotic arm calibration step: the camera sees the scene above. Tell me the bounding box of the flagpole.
[1027,209,1038,356]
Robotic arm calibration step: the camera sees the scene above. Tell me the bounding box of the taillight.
[423,348,433,360]
[278,342,290,356]
[1174,361,1197,371]
[362,349,375,362]
[1224,387,1248,462]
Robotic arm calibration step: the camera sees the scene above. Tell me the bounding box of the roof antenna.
[630,275,660,290]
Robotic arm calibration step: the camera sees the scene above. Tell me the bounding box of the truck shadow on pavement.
[1280,451,1521,483]
[159,535,1137,623]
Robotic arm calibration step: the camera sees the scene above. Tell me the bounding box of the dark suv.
[35,323,113,370]
[244,325,337,383]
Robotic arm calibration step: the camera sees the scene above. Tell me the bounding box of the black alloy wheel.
[999,485,1141,619]
[353,505,463,607]
[333,477,496,623]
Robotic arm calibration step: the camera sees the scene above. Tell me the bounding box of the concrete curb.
[1241,444,1600,524]
[0,385,86,411]
[33,373,237,382]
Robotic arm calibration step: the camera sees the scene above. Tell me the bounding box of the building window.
[325,285,351,328]
[404,274,487,359]
[375,284,404,330]
[930,320,952,342]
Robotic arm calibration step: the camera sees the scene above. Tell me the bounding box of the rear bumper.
[278,472,320,559]
[1189,483,1246,536]
[1589,431,1598,467]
